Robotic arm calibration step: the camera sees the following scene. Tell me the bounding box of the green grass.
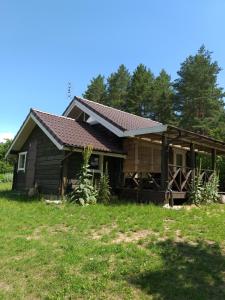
[0,183,225,299]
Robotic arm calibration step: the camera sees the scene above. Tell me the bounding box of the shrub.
[69,145,97,206]
[189,165,219,206]
[0,172,13,183]
[202,172,220,204]
[98,165,111,204]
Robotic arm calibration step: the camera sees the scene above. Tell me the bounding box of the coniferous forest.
[83,46,225,141]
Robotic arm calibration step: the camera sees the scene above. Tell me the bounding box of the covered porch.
[121,125,225,204]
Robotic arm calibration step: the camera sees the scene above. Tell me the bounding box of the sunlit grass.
[0,183,224,299]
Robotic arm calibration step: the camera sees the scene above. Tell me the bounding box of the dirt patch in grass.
[112,229,158,244]
[91,224,117,240]
[0,281,12,292]
[26,224,70,241]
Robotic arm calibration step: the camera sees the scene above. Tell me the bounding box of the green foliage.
[82,46,225,138]
[151,69,176,124]
[83,75,107,104]
[174,45,225,136]
[69,145,97,206]
[189,163,219,205]
[189,168,204,206]
[98,165,111,204]
[106,64,131,110]
[0,173,13,183]
[202,172,220,204]
[0,139,13,173]
[127,64,155,117]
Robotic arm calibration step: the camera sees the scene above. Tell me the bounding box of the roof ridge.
[31,108,75,121]
[75,96,160,124]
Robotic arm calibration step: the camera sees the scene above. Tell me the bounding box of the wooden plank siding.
[14,126,64,194]
[123,138,188,175]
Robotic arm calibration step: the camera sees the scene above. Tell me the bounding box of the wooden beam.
[160,134,169,190]
[211,149,216,171]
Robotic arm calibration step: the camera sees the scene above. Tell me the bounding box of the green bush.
[189,166,219,205]
[0,173,13,183]
[69,145,97,206]
[98,165,111,204]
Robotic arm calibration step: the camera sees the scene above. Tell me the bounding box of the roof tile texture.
[32,109,124,153]
[76,96,162,132]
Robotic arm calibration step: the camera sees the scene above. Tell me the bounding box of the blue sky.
[1,0,225,139]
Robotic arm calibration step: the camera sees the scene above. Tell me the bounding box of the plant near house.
[189,167,204,206]
[189,160,220,205]
[98,164,111,204]
[69,145,97,206]
[202,172,220,204]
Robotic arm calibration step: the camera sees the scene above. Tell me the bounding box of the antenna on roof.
[67,82,72,101]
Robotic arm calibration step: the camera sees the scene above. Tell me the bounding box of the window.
[18,152,27,172]
[90,155,99,170]
[89,154,103,173]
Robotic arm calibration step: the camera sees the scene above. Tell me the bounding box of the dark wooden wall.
[14,126,64,194]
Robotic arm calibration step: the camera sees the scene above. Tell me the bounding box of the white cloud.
[0,132,14,143]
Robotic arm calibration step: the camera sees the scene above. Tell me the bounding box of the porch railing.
[123,166,215,193]
[168,164,214,192]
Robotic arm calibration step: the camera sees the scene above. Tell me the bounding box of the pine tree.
[174,45,225,136]
[83,75,107,104]
[106,64,130,109]
[127,64,154,116]
[151,69,175,124]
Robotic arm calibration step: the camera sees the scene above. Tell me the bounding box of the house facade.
[6,96,225,204]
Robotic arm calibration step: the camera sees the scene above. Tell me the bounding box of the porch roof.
[136,125,225,155]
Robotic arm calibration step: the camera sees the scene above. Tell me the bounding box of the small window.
[90,155,99,170]
[18,152,27,172]
[89,154,103,173]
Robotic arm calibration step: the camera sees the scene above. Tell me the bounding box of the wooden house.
[6,96,225,204]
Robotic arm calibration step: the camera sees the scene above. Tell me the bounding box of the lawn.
[0,183,224,300]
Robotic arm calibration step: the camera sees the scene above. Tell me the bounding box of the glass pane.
[19,154,25,169]
[90,155,99,170]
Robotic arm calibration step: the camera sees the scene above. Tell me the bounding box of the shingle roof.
[75,96,162,132]
[31,109,124,154]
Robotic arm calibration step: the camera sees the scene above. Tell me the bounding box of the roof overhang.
[6,110,126,159]
[63,97,168,138]
[134,124,225,155]
[123,124,167,137]
[5,111,64,158]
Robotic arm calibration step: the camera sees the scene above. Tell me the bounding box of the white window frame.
[17,151,27,172]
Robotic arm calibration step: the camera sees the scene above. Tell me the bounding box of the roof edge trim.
[30,113,64,150]
[74,99,125,137]
[5,113,32,159]
[123,124,168,137]
[5,111,65,158]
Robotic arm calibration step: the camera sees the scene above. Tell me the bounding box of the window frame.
[89,154,103,174]
[17,151,27,172]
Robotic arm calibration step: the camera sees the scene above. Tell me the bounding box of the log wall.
[14,126,64,194]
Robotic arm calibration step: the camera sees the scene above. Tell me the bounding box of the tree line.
[83,46,225,140]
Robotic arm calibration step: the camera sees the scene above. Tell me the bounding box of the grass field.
[0,183,224,299]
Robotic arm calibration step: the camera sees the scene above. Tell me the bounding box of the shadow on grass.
[128,239,225,300]
[0,189,40,202]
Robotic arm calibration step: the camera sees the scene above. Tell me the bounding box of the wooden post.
[160,134,169,191]
[211,148,216,171]
[61,159,68,196]
[190,143,195,180]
